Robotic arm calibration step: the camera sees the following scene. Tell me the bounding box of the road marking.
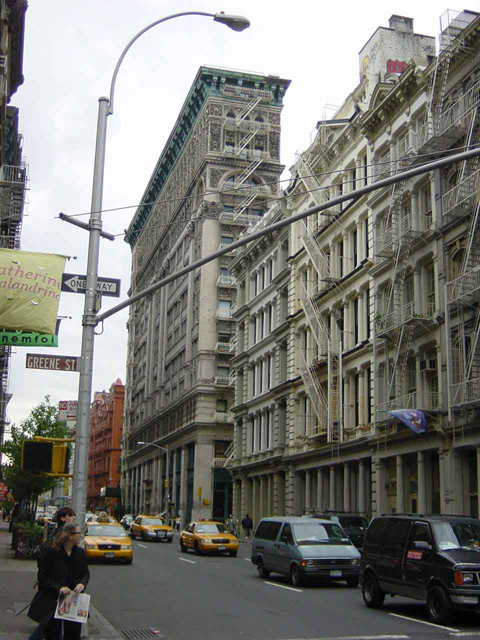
[137,544,147,548]
[283,636,410,640]
[245,558,250,562]
[388,613,459,632]
[178,557,196,564]
[264,581,302,593]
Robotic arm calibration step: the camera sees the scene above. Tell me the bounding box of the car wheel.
[346,576,359,588]
[167,538,173,543]
[426,585,453,625]
[130,531,135,539]
[180,540,187,553]
[229,550,237,557]
[125,558,133,565]
[290,564,303,587]
[194,541,201,555]
[257,558,270,579]
[362,572,385,608]
[142,531,148,541]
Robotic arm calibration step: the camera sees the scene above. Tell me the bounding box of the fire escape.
[439,11,480,437]
[295,120,348,444]
[0,162,27,437]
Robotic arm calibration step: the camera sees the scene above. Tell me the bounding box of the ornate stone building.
[228,10,480,525]
[121,66,290,523]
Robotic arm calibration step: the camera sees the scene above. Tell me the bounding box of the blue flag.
[388,409,427,435]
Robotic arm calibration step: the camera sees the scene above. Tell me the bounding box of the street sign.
[61,273,121,297]
[58,400,78,421]
[26,354,79,371]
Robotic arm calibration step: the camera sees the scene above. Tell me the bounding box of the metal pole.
[98,146,480,324]
[72,97,109,530]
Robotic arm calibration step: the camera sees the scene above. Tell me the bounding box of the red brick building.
[87,379,125,514]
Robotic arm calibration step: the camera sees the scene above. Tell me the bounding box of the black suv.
[309,512,369,549]
[361,514,480,624]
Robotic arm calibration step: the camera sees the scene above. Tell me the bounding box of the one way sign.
[61,273,121,298]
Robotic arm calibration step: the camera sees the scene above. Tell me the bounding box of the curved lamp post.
[72,11,250,529]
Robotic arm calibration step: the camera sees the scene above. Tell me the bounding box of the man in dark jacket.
[241,514,253,538]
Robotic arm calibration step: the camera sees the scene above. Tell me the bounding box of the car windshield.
[196,524,227,534]
[87,525,127,537]
[432,521,480,551]
[338,516,368,529]
[143,518,166,526]
[293,522,350,545]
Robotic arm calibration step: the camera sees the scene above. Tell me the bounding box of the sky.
[5,0,467,429]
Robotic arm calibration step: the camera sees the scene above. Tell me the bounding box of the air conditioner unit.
[420,359,436,373]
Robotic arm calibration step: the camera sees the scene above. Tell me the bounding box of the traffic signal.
[164,479,169,488]
[21,439,72,476]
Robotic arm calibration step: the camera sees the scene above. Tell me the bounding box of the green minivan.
[251,516,361,587]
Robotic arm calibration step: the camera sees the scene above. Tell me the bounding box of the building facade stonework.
[121,67,291,524]
[228,11,480,527]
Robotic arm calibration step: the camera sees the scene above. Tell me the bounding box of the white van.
[251,516,361,587]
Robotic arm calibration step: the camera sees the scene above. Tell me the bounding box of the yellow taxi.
[84,521,133,564]
[130,515,174,542]
[180,520,238,556]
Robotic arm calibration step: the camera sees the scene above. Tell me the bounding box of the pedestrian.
[241,514,253,538]
[28,522,90,640]
[175,516,181,532]
[8,501,20,532]
[28,507,77,640]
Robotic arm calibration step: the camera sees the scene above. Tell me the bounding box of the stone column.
[180,446,188,524]
[359,460,366,516]
[418,451,427,514]
[329,466,336,510]
[305,470,312,514]
[316,468,324,510]
[343,463,351,511]
[374,457,389,516]
[396,455,405,513]
[267,474,273,517]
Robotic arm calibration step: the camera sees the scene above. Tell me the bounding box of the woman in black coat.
[28,522,90,640]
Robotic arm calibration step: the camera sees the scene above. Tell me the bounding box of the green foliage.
[0,396,69,505]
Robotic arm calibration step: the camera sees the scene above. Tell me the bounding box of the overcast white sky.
[5,0,467,429]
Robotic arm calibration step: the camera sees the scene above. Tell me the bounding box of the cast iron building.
[121,66,290,523]
[228,10,480,523]
[0,0,27,457]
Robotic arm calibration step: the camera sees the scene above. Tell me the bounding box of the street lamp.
[137,441,169,515]
[71,11,250,530]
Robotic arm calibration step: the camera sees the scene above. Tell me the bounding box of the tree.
[0,396,69,510]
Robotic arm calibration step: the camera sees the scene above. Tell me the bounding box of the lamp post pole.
[71,11,250,530]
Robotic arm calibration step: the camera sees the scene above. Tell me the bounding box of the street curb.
[89,604,124,640]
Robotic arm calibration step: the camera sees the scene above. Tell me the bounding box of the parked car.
[361,513,480,624]
[130,515,174,542]
[120,514,134,530]
[307,512,369,549]
[84,521,133,564]
[180,520,238,556]
[251,516,361,587]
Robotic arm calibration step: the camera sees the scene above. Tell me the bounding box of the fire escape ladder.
[295,152,330,209]
[237,130,258,154]
[232,194,258,221]
[234,159,263,188]
[238,96,262,121]
[299,347,328,432]
[299,279,329,356]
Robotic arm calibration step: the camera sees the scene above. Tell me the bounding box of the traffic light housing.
[21,439,72,477]
[164,479,169,489]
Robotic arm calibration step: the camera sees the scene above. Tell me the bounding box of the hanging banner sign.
[388,409,427,435]
[0,249,66,334]
[0,318,61,347]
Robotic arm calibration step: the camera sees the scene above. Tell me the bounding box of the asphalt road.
[86,535,480,640]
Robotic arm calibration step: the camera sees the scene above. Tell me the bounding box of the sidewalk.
[0,522,122,640]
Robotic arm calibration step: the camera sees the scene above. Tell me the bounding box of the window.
[216,366,230,379]
[218,300,232,317]
[426,264,436,312]
[354,298,359,344]
[221,235,233,245]
[362,154,368,185]
[338,240,344,278]
[216,399,228,412]
[352,229,358,268]
[420,183,432,230]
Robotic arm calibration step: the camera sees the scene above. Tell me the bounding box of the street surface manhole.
[122,628,163,640]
